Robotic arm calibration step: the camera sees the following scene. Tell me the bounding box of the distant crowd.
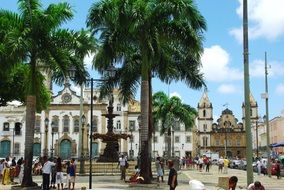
[0,156,76,190]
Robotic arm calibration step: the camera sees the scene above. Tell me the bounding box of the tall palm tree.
[87,0,206,183]
[0,0,93,186]
[153,91,197,158]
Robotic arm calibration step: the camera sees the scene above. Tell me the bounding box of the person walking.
[50,158,56,189]
[42,156,56,190]
[223,157,229,174]
[218,157,224,173]
[118,155,127,181]
[276,160,281,179]
[55,157,64,190]
[69,158,76,190]
[168,160,178,190]
[155,157,164,182]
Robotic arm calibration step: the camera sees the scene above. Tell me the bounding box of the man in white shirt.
[118,155,127,181]
[42,156,56,190]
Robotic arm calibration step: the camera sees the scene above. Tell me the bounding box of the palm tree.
[153,91,197,158]
[87,0,206,183]
[0,0,94,186]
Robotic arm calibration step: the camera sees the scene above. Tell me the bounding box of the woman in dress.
[2,162,11,185]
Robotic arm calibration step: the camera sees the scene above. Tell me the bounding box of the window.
[154,136,158,143]
[63,115,70,133]
[203,124,207,131]
[73,118,79,133]
[116,120,121,130]
[175,136,180,143]
[129,120,135,131]
[14,122,22,136]
[52,117,59,133]
[202,136,208,147]
[14,143,20,154]
[216,139,220,146]
[186,136,191,143]
[35,117,41,133]
[236,138,241,146]
[92,116,98,132]
[203,109,206,117]
[3,122,9,131]
[117,104,122,111]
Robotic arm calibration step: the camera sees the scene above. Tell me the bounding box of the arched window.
[63,115,70,133]
[203,109,206,117]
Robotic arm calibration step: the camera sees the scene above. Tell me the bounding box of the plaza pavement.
[1,165,284,190]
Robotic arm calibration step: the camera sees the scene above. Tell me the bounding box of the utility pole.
[264,52,271,177]
[243,0,253,185]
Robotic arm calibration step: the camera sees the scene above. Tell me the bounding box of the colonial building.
[0,82,194,160]
[196,91,254,159]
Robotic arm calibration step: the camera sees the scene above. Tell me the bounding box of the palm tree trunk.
[140,80,150,183]
[22,95,36,186]
[148,77,153,179]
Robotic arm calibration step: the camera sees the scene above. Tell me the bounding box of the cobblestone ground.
[1,165,284,189]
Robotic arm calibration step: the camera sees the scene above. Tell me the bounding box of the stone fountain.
[94,95,131,162]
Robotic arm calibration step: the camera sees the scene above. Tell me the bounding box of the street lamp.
[68,64,115,189]
[44,117,49,156]
[51,121,55,159]
[129,125,134,160]
[80,114,86,174]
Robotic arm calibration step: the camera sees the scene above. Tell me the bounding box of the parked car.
[229,160,241,169]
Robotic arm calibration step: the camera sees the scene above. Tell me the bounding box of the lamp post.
[80,115,86,174]
[129,125,134,160]
[51,121,55,159]
[44,118,49,156]
[69,64,116,189]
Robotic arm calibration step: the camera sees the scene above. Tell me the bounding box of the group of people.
[41,156,76,190]
[0,156,24,185]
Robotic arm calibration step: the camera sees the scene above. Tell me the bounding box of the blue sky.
[2,0,284,121]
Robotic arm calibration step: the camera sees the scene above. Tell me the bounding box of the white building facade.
[0,82,194,160]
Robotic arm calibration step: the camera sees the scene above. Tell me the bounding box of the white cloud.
[276,84,284,96]
[217,84,238,94]
[170,92,182,100]
[250,59,284,77]
[231,0,284,42]
[201,45,243,82]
